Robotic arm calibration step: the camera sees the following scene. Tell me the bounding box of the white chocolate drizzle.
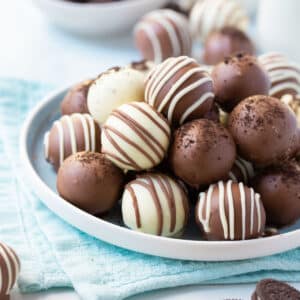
[228,156,255,184]
[197,181,263,240]
[145,56,214,124]
[44,113,98,166]
[134,9,191,63]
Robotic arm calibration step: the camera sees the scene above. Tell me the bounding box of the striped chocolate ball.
[228,156,255,185]
[134,9,192,63]
[196,181,266,241]
[145,56,215,126]
[259,52,300,99]
[0,242,20,299]
[102,102,171,171]
[122,173,189,237]
[44,113,101,170]
[190,0,249,41]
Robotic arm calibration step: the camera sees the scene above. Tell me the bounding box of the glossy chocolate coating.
[57,152,124,215]
[203,27,255,65]
[212,53,270,112]
[169,119,236,188]
[228,95,299,166]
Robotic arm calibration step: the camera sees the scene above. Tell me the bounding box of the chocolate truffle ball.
[122,173,189,237]
[61,79,92,115]
[190,0,249,42]
[196,180,266,240]
[134,9,192,63]
[57,152,124,215]
[212,53,271,112]
[228,95,299,166]
[253,162,300,227]
[259,52,300,99]
[145,56,215,126]
[87,66,144,123]
[203,27,255,65]
[228,156,255,185]
[102,102,171,171]
[169,119,236,188]
[0,242,20,300]
[44,113,101,170]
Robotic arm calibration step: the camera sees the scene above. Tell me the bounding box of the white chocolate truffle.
[102,102,171,171]
[134,9,192,63]
[87,67,145,124]
[145,56,214,126]
[44,113,101,170]
[258,52,300,99]
[196,181,266,241]
[0,242,21,298]
[122,173,189,237]
[190,0,249,41]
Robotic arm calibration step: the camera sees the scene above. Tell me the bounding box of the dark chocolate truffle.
[228,95,299,166]
[252,279,300,300]
[57,152,124,215]
[169,119,236,188]
[203,27,255,65]
[196,181,266,240]
[44,114,101,170]
[145,56,215,126]
[61,80,92,115]
[134,9,192,63]
[253,162,300,227]
[212,53,270,112]
[0,242,21,300]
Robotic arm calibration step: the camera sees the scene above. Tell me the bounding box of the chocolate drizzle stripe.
[112,110,164,159]
[156,175,176,233]
[103,123,156,166]
[130,103,170,138]
[127,185,141,228]
[102,126,141,170]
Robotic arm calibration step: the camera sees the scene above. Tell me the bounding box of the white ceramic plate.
[20,86,300,261]
[31,0,169,36]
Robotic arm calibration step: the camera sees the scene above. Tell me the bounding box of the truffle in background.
[134,9,192,63]
[57,152,124,215]
[196,181,266,240]
[212,53,270,112]
[169,119,236,188]
[61,79,92,115]
[228,95,299,166]
[122,173,189,237]
[203,27,255,65]
[253,161,300,227]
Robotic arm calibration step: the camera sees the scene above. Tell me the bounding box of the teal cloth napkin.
[0,78,300,300]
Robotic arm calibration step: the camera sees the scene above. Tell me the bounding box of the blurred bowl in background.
[31,0,169,36]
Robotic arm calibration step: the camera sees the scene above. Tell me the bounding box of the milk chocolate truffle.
[169,119,236,188]
[122,173,189,237]
[134,9,192,63]
[87,66,144,123]
[196,181,266,240]
[102,102,171,171]
[253,162,300,227]
[212,53,270,112]
[0,242,20,300]
[228,156,255,184]
[44,113,101,170]
[61,79,92,115]
[228,95,298,166]
[203,27,255,65]
[57,152,124,215]
[259,52,300,99]
[190,0,249,42]
[252,279,300,300]
[145,56,215,126]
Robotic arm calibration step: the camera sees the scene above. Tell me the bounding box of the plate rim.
[19,84,300,261]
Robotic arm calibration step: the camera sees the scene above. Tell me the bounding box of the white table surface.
[2,1,299,299]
